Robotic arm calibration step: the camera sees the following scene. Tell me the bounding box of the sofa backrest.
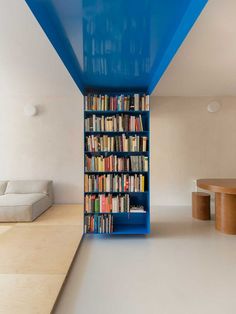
[0,181,7,195]
[5,180,53,199]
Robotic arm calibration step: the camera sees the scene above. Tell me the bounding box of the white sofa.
[0,180,53,222]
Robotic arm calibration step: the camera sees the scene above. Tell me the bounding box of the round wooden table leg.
[215,192,236,234]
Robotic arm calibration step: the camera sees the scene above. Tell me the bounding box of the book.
[130,205,146,213]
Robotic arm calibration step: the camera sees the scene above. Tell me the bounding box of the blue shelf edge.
[84,212,147,215]
[85,110,149,114]
[84,192,148,194]
[85,151,148,155]
[85,171,148,174]
[85,224,149,235]
[85,131,148,135]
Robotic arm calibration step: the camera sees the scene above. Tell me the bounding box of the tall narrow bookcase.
[84,93,150,235]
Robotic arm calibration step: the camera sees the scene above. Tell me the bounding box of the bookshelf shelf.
[85,111,149,115]
[84,93,150,235]
[84,192,148,195]
[85,151,148,156]
[85,131,149,135]
[85,224,148,235]
[113,225,148,235]
[84,212,147,215]
[85,171,148,174]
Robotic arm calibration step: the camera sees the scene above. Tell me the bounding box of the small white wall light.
[24,104,37,117]
[207,101,221,113]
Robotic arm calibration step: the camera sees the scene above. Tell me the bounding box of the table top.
[197,179,236,194]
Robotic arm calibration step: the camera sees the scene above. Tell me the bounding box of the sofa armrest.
[47,181,54,203]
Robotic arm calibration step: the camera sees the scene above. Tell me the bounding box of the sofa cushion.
[0,193,46,206]
[0,193,52,222]
[0,181,7,195]
[5,180,50,195]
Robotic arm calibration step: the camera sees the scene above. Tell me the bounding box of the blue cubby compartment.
[129,193,149,211]
[112,193,149,235]
[112,214,148,235]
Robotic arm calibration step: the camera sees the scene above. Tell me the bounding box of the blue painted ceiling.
[25,0,207,94]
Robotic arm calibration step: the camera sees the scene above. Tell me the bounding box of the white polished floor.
[54,206,236,314]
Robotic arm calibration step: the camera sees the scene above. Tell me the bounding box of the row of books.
[85,194,130,213]
[85,174,146,193]
[84,214,113,233]
[85,135,148,152]
[85,155,148,172]
[85,114,144,132]
[85,94,150,111]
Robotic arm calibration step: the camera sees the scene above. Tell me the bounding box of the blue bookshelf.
[84,93,150,235]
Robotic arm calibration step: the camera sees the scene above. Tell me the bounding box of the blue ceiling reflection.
[25,0,207,94]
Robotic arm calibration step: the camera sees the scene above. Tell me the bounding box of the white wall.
[0,95,83,203]
[0,0,84,203]
[150,96,236,206]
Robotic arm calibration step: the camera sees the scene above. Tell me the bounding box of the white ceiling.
[0,0,80,98]
[154,0,236,96]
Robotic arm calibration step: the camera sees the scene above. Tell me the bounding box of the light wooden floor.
[0,204,83,314]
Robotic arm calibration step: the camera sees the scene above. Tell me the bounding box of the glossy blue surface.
[25,0,207,94]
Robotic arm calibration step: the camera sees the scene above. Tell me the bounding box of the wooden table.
[197,179,236,234]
